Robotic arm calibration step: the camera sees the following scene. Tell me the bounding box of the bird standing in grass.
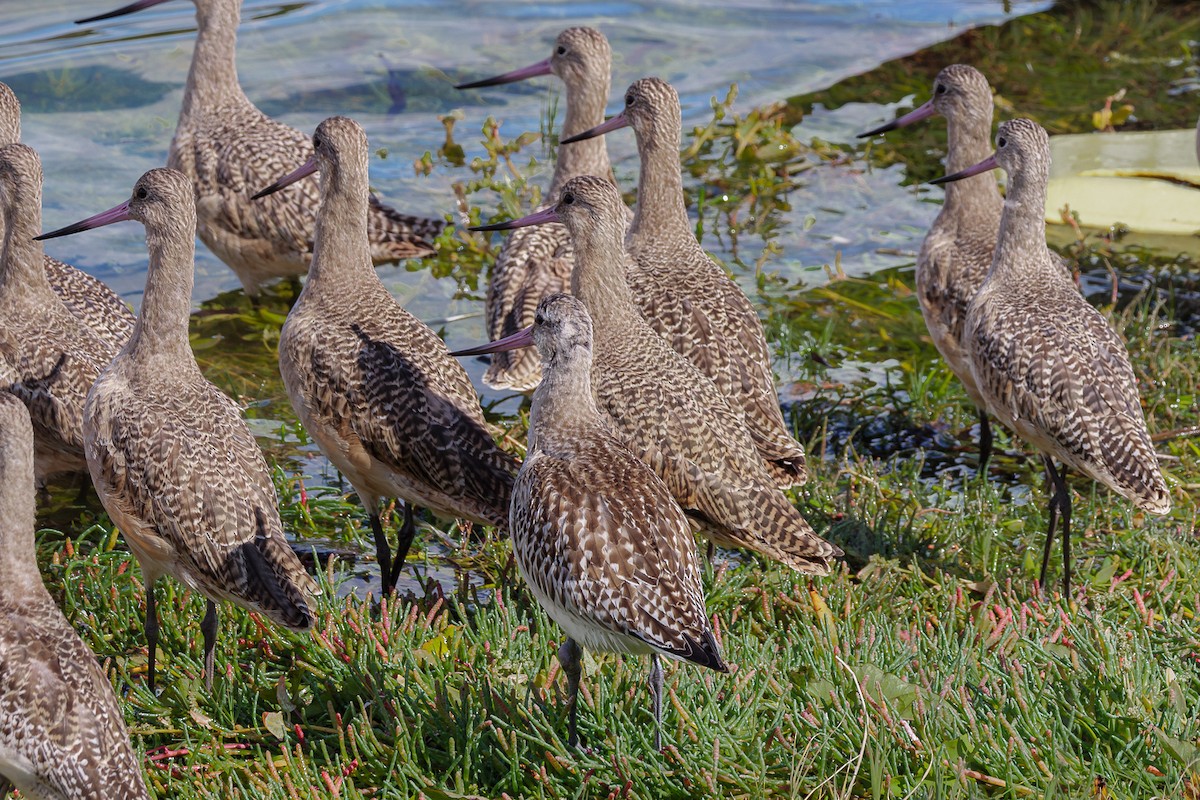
[858,65,1073,471]
[37,168,318,690]
[456,293,727,750]
[466,176,841,575]
[0,392,150,800]
[933,118,1170,597]
[858,65,1004,470]
[563,77,808,488]
[255,116,518,597]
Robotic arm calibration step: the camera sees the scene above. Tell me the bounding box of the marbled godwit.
[457,27,624,392]
[933,119,1170,597]
[254,116,518,596]
[0,394,150,800]
[36,168,318,690]
[75,0,444,298]
[457,293,726,750]
[0,81,134,353]
[857,65,1002,470]
[561,77,808,489]
[466,176,841,574]
[0,143,111,484]
[857,65,1072,471]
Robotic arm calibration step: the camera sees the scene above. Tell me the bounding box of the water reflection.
[2,64,173,111]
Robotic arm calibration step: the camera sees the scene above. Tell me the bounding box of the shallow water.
[2,0,1048,308]
[1,0,1056,591]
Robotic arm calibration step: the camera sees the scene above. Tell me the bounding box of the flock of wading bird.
[0,0,1177,794]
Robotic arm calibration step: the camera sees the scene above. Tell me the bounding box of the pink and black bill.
[469,205,560,233]
[449,324,535,357]
[455,58,553,90]
[930,153,999,185]
[856,98,936,138]
[252,156,318,200]
[558,111,629,144]
[34,200,133,241]
[76,0,173,25]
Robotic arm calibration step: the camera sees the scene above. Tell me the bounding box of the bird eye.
[136,187,148,200]
[535,313,545,325]
[562,192,575,205]
[625,93,634,106]
[556,46,566,55]
[935,83,947,95]
[997,136,1007,148]
[313,135,323,149]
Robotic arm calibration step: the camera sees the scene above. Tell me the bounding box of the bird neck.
[569,234,639,331]
[303,161,377,296]
[941,114,1003,221]
[628,127,690,240]
[528,348,601,453]
[181,0,250,116]
[0,423,44,598]
[127,219,199,364]
[548,73,616,197]
[990,165,1052,281]
[0,183,51,296]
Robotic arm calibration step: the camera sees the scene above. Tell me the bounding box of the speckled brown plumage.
[80,0,443,297]
[509,292,725,749]
[910,66,1004,416]
[547,176,839,573]
[0,393,150,800]
[464,27,625,392]
[0,81,134,355]
[860,65,1072,470]
[42,168,317,689]
[570,77,807,487]
[957,119,1170,595]
[41,257,134,352]
[0,144,112,484]
[272,117,518,595]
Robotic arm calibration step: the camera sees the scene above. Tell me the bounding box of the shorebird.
[857,65,1071,471]
[857,65,1001,469]
[932,119,1171,597]
[36,168,318,690]
[465,176,841,574]
[561,77,808,488]
[0,143,112,484]
[0,81,134,353]
[0,393,151,800]
[254,116,518,596]
[457,27,624,392]
[455,292,727,749]
[74,0,444,298]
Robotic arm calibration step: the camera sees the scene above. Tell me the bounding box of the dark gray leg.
[977,409,993,474]
[369,512,393,597]
[1039,456,1073,598]
[201,600,218,692]
[649,654,664,751]
[558,638,583,748]
[145,578,159,691]
[386,503,418,595]
[1055,462,1072,600]
[1039,456,1059,595]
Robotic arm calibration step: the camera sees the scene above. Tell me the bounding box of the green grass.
[24,1,1200,796]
